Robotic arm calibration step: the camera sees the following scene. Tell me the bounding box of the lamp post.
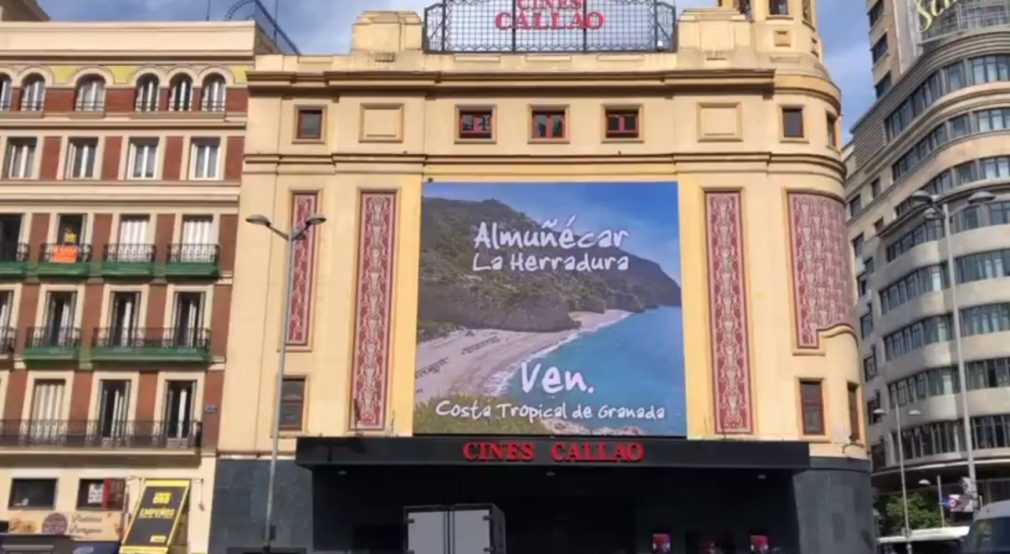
[876,407,922,553]
[910,189,997,510]
[246,212,326,554]
[919,477,944,527]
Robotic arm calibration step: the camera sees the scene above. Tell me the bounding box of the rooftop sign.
[917,0,961,31]
[424,0,677,54]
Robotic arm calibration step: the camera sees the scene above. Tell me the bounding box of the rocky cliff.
[418,197,681,338]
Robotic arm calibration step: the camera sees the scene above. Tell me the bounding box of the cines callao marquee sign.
[917,0,962,32]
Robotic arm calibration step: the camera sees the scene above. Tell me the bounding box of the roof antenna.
[205,0,213,21]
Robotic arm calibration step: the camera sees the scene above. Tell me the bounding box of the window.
[851,233,864,256]
[107,292,140,346]
[201,74,226,112]
[770,0,789,15]
[960,303,1010,337]
[826,113,838,147]
[874,218,884,232]
[9,479,56,508]
[128,138,158,180]
[860,312,874,338]
[4,138,36,179]
[178,216,215,262]
[295,107,323,140]
[457,108,493,140]
[114,215,150,262]
[875,73,892,98]
[848,383,861,442]
[868,0,883,26]
[164,381,196,439]
[20,75,45,111]
[28,379,66,442]
[800,381,824,435]
[848,196,862,218]
[168,75,193,111]
[870,178,881,198]
[881,264,947,313]
[884,314,953,360]
[0,75,10,111]
[135,75,159,112]
[0,290,13,348]
[957,248,1010,283]
[41,293,76,346]
[97,380,130,439]
[605,108,640,139]
[782,107,804,138]
[74,76,105,112]
[173,291,204,347]
[863,348,878,381]
[279,377,306,431]
[531,108,566,140]
[190,138,220,180]
[801,0,811,21]
[872,35,889,63]
[76,479,125,510]
[66,139,98,179]
[57,214,85,245]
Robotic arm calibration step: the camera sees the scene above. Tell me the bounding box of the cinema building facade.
[210,1,871,553]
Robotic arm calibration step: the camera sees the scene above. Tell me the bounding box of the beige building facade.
[848,4,1010,513]
[0,0,276,551]
[212,1,871,553]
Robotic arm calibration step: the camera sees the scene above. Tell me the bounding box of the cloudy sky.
[39,0,874,139]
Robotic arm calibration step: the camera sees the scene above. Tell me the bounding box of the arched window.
[135,74,159,112]
[75,75,106,112]
[20,74,45,112]
[168,75,193,112]
[0,75,11,111]
[201,74,226,112]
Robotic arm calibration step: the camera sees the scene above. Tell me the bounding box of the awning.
[119,480,190,554]
[71,541,120,554]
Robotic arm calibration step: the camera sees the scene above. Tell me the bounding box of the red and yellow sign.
[50,245,80,264]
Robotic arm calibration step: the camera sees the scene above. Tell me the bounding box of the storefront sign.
[120,480,189,554]
[463,440,644,463]
[917,0,962,31]
[494,0,605,30]
[414,182,685,436]
[4,511,123,540]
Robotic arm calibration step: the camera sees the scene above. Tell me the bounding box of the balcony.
[0,328,13,355]
[91,327,212,363]
[0,243,28,277]
[37,243,92,278]
[102,244,155,278]
[163,244,219,278]
[23,327,81,362]
[0,420,201,449]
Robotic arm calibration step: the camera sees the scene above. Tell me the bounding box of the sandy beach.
[415,309,630,402]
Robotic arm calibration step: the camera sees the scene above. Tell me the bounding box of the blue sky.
[425,182,682,279]
[39,0,874,140]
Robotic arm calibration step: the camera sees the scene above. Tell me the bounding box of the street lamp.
[246,211,326,554]
[910,189,997,509]
[919,477,944,527]
[876,407,922,553]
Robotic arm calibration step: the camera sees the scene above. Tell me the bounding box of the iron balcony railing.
[0,420,201,449]
[74,100,105,112]
[203,100,227,112]
[41,243,91,263]
[0,242,28,263]
[20,99,43,112]
[93,327,211,350]
[26,327,81,348]
[104,243,155,263]
[0,328,13,353]
[169,244,219,264]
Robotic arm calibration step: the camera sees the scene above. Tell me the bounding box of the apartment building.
[0,0,274,549]
[848,0,1010,512]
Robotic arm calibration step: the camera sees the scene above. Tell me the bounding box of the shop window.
[781,107,804,139]
[604,107,640,139]
[799,380,824,435]
[279,377,306,431]
[531,108,566,140]
[77,479,125,510]
[848,383,861,442]
[457,108,493,140]
[296,107,323,141]
[9,478,56,508]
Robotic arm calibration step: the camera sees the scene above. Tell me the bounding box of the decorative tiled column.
[705,191,753,434]
[349,191,397,431]
[788,192,857,349]
[286,192,318,346]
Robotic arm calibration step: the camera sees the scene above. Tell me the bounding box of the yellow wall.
[221,7,862,461]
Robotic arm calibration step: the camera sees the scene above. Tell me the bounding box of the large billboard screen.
[414,182,685,436]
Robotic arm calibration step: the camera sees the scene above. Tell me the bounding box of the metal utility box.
[405,504,506,554]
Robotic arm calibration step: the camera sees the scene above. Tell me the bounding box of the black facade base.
[210,450,873,554]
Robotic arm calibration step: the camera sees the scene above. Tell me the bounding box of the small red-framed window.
[531,109,566,140]
[458,109,493,140]
[605,108,640,139]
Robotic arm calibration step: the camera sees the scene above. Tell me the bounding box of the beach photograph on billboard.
[414,181,685,436]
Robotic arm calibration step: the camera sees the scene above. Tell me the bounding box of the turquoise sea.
[504,306,686,435]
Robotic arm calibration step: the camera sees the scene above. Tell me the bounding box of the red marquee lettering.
[494,12,512,29]
[463,442,480,461]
